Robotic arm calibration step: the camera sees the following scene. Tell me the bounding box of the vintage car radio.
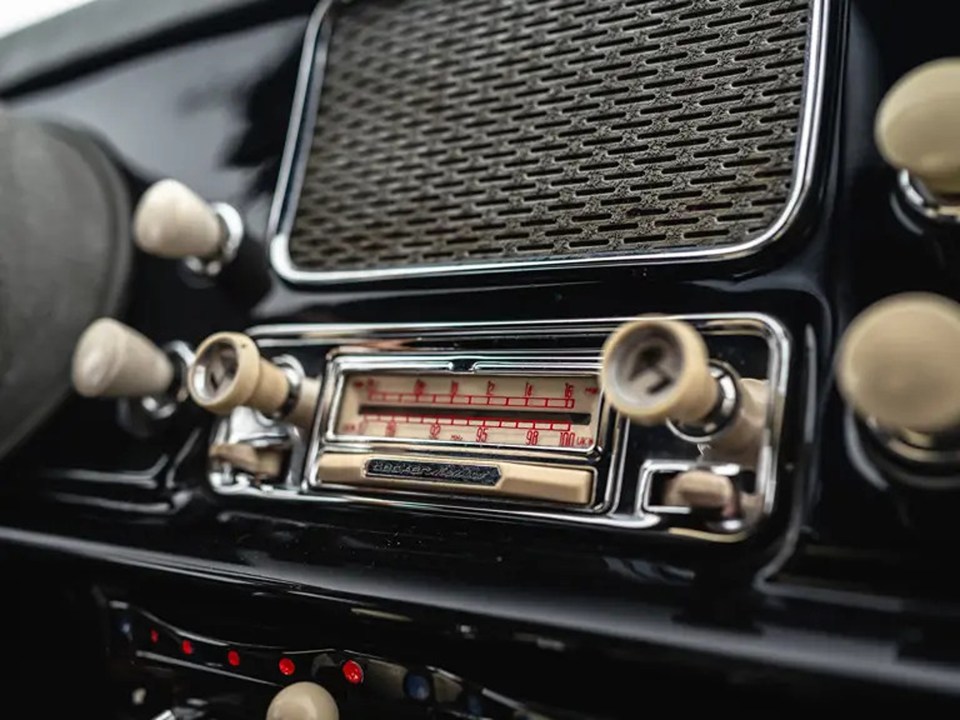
[178,315,791,543]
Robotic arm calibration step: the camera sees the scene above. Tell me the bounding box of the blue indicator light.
[403,672,432,702]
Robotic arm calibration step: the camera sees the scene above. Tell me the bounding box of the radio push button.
[601,317,767,467]
[662,470,737,515]
[209,442,285,483]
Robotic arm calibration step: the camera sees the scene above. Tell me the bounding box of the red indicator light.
[149,629,159,644]
[227,650,241,667]
[278,657,296,676]
[342,659,364,685]
[181,639,195,656]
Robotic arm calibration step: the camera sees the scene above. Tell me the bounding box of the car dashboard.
[2,0,960,716]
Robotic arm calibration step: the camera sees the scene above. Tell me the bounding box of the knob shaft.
[837,292,960,435]
[72,318,174,398]
[133,179,223,259]
[266,682,339,720]
[188,332,319,429]
[705,377,768,467]
[876,58,960,195]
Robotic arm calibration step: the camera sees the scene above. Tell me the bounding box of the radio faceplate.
[314,352,610,507]
[207,316,792,542]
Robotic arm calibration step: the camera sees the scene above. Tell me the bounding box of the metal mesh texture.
[287,0,812,274]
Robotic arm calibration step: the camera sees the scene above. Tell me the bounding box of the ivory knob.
[837,292,960,434]
[662,470,736,513]
[266,682,339,720]
[601,317,718,425]
[133,179,222,259]
[72,318,174,398]
[876,58,960,195]
[209,442,284,480]
[188,332,319,429]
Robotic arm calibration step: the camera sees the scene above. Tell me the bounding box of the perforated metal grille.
[287,0,813,274]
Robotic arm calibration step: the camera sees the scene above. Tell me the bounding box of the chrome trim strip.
[267,0,334,245]
[210,314,791,542]
[896,170,960,225]
[267,0,832,285]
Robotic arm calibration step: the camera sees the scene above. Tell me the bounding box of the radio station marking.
[340,373,599,450]
[366,389,575,409]
[360,410,574,432]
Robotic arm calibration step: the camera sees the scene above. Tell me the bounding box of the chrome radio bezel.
[208,315,791,543]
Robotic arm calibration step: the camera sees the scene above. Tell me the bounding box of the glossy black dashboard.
[3,1,960,716]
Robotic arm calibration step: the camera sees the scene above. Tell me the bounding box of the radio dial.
[601,317,717,425]
[601,317,766,466]
[188,332,319,430]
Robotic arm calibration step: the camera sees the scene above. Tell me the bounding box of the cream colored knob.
[837,293,960,434]
[601,317,717,425]
[72,318,174,398]
[876,58,960,195]
[662,470,736,513]
[210,442,284,480]
[188,332,319,429]
[133,179,222,259]
[266,682,339,720]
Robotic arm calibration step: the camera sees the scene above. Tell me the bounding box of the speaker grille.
[287,0,815,276]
